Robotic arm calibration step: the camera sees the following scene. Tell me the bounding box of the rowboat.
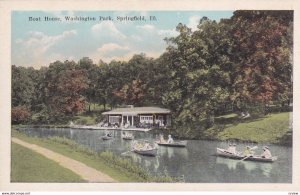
[100,135,113,140]
[122,133,134,140]
[131,140,158,157]
[155,140,187,147]
[123,135,134,140]
[216,148,277,162]
[132,148,158,156]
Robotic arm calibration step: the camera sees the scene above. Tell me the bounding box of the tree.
[162,20,231,128]
[113,79,146,105]
[43,60,88,116]
[12,65,35,108]
[228,11,293,113]
[11,106,30,124]
[78,57,99,112]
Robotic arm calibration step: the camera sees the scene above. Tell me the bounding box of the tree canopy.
[11,10,293,128]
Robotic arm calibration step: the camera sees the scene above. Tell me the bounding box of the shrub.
[11,106,30,124]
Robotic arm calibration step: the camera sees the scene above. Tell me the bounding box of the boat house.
[101,106,171,128]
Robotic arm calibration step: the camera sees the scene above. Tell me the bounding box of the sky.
[12,11,233,68]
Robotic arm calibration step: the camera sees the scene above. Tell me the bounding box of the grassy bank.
[201,112,291,145]
[19,110,292,146]
[11,143,85,182]
[12,130,177,183]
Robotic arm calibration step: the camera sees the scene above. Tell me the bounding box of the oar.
[121,150,133,155]
[240,155,250,161]
[240,146,258,161]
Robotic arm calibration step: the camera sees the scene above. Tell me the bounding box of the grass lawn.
[12,130,172,182]
[11,143,85,182]
[203,112,290,144]
[73,115,97,125]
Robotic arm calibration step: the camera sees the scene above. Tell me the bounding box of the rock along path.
[12,137,116,183]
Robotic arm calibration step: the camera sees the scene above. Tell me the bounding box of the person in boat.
[261,146,272,158]
[143,142,152,150]
[240,112,245,118]
[106,132,112,137]
[159,134,166,143]
[243,146,253,157]
[227,143,237,154]
[167,134,174,144]
[133,141,143,150]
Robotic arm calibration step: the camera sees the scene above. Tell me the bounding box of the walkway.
[12,138,116,183]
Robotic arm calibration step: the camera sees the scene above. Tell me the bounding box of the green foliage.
[12,11,293,135]
[11,65,36,108]
[11,143,84,182]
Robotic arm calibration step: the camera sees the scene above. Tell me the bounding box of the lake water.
[16,127,292,183]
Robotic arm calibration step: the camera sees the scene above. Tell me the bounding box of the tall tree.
[162,20,231,128]
[43,60,88,116]
[78,57,99,112]
[12,65,35,108]
[229,11,293,111]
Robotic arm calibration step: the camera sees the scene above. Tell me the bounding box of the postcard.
[0,0,300,193]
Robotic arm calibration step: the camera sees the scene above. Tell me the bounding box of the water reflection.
[216,157,273,177]
[16,127,292,183]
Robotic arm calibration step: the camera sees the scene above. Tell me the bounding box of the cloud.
[97,43,130,57]
[88,24,178,63]
[21,30,77,54]
[13,30,77,68]
[91,21,126,39]
[137,24,155,31]
[188,15,201,31]
[158,28,179,37]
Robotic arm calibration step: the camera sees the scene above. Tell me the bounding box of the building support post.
[121,115,124,127]
[132,116,134,126]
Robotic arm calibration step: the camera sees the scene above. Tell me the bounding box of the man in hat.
[261,146,272,158]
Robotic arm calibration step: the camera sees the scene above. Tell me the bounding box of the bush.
[11,106,30,124]
[76,118,88,125]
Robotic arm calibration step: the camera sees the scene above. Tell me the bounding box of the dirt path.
[12,138,116,183]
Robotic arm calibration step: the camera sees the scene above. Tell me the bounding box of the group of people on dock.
[226,143,272,159]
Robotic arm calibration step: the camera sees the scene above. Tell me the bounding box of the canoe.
[216,148,277,162]
[132,147,158,157]
[155,140,187,147]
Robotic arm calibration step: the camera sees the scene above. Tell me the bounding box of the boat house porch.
[101,106,171,130]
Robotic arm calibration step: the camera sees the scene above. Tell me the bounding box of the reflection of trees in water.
[216,157,238,170]
[258,163,272,177]
[158,146,188,160]
[216,157,273,179]
[129,154,160,174]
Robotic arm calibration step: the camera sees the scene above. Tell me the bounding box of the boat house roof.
[102,107,171,115]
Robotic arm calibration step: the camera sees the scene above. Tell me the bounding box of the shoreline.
[14,123,292,147]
